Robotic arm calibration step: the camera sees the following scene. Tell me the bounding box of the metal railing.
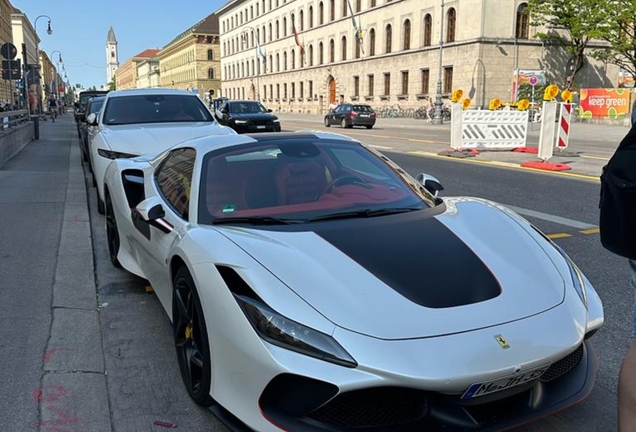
[0,110,31,131]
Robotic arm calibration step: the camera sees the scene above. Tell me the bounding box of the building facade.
[157,13,222,98]
[115,49,159,90]
[216,0,618,114]
[0,0,16,104]
[136,57,161,88]
[11,9,39,110]
[106,26,119,85]
[38,50,55,105]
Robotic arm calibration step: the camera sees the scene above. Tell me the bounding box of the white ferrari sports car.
[103,131,604,432]
[87,88,235,215]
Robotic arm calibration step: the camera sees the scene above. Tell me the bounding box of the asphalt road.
[5,115,623,431]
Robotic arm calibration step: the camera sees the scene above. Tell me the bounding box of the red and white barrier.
[555,103,572,150]
[520,101,571,171]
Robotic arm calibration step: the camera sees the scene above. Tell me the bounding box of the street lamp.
[50,50,62,98]
[432,1,445,125]
[239,26,263,101]
[34,15,52,115]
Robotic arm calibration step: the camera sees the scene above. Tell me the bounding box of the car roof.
[106,88,199,98]
[166,130,359,156]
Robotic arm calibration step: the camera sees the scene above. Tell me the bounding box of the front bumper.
[231,122,281,133]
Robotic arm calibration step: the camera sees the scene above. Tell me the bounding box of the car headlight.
[235,295,357,368]
[553,244,588,308]
[97,149,138,159]
[273,119,280,123]
[234,119,248,124]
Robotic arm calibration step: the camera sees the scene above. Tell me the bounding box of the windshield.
[198,139,435,225]
[103,94,214,125]
[80,93,106,107]
[88,99,105,115]
[228,101,268,114]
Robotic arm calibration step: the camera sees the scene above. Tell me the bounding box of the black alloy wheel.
[341,117,347,128]
[173,267,214,407]
[105,193,122,268]
[324,116,330,127]
[97,196,105,215]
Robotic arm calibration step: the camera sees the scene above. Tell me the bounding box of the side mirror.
[134,198,174,234]
[416,173,444,197]
[86,113,98,125]
[267,108,273,113]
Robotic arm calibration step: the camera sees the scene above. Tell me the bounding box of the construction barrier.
[520,101,571,171]
[555,103,572,150]
[460,110,529,150]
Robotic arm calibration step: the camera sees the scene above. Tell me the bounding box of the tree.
[88,86,97,91]
[528,0,607,89]
[590,1,636,77]
[108,79,116,91]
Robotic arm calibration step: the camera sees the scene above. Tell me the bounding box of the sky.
[14,0,228,88]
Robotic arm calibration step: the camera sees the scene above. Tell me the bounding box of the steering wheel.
[321,175,369,196]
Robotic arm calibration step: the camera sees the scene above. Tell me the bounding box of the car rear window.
[353,105,372,112]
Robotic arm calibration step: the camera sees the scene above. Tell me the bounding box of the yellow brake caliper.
[185,324,193,340]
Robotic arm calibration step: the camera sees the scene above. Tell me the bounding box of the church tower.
[106,26,119,84]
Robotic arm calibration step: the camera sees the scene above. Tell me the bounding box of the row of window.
[223,66,453,101]
[222,0,395,34]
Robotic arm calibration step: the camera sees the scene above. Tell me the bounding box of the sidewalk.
[0,114,111,432]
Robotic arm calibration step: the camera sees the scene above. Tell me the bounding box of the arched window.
[309,44,314,66]
[283,51,287,70]
[319,42,324,64]
[385,24,392,53]
[207,49,214,60]
[241,62,244,77]
[355,0,361,12]
[283,17,287,36]
[369,28,376,56]
[423,14,432,46]
[330,38,335,62]
[269,54,273,72]
[370,0,376,6]
[516,3,530,39]
[232,64,235,79]
[291,49,296,69]
[251,31,255,47]
[355,35,361,58]
[231,39,235,53]
[319,2,324,25]
[329,0,335,21]
[276,53,280,71]
[269,23,273,41]
[309,6,314,28]
[446,8,456,42]
[403,19,411,50]
[300,10,304,31]
[342,0,348,17]
[276,20,280,39]
[341,36,347,61]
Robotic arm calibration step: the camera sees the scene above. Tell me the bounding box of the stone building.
[216,0,618,114]
[157,13,222,99]
[115,49,160,90]
[11,8,40,110]
[0,0,16,104]
[136,57,161,88]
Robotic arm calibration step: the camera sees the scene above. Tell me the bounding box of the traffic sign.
[2,59,21,79]
[529,76,539,86]
[0,42,17,60]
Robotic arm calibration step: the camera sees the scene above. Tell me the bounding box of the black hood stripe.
[314,212,502,309]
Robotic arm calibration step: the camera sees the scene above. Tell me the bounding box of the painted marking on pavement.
[369,144,395,150]
[580,155,610,161]
[547,233,573,239]
[409,138,438,144]
[580,227,600,235]
[407,150,600,182]
[505,205,598,230]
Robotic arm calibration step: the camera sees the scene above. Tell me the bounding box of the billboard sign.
[577,88,631,119]
[512,69,547,101]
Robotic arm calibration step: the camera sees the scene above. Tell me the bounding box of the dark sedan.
[215,100,281,133]
[79,96,106,163]
[324,103,376,129]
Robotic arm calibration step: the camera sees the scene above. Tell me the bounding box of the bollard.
[31,115,39,140]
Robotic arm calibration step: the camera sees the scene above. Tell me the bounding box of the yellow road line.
[408,151,600,182]
[580,155,610,161]
[547,233,573,239]
[408,138,439,144]
[579,227,600,235]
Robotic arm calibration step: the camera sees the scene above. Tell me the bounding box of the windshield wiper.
[305,207,422,222]
[211,216,297,225]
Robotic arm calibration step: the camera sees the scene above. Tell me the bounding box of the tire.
[97,195,105,215]
[324,117,330,127]
[82,146,89,163]
[92,172,97,188]
[341,118,347,128]
[366,125,373,129]
[105,193,122,268]
[173,267,214,407]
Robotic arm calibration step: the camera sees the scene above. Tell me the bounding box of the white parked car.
[102,131,603,432]
[87,88,235,214]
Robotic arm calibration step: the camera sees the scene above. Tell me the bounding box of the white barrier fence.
[451,109,530,150]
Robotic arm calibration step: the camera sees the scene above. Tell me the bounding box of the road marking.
[505,205,598,230]
[580,155,610,161]
[580,227,600,235]
[369,144,394,150]
[408,138,438,144]
[407,151,600,182]
[547,233,573,239]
